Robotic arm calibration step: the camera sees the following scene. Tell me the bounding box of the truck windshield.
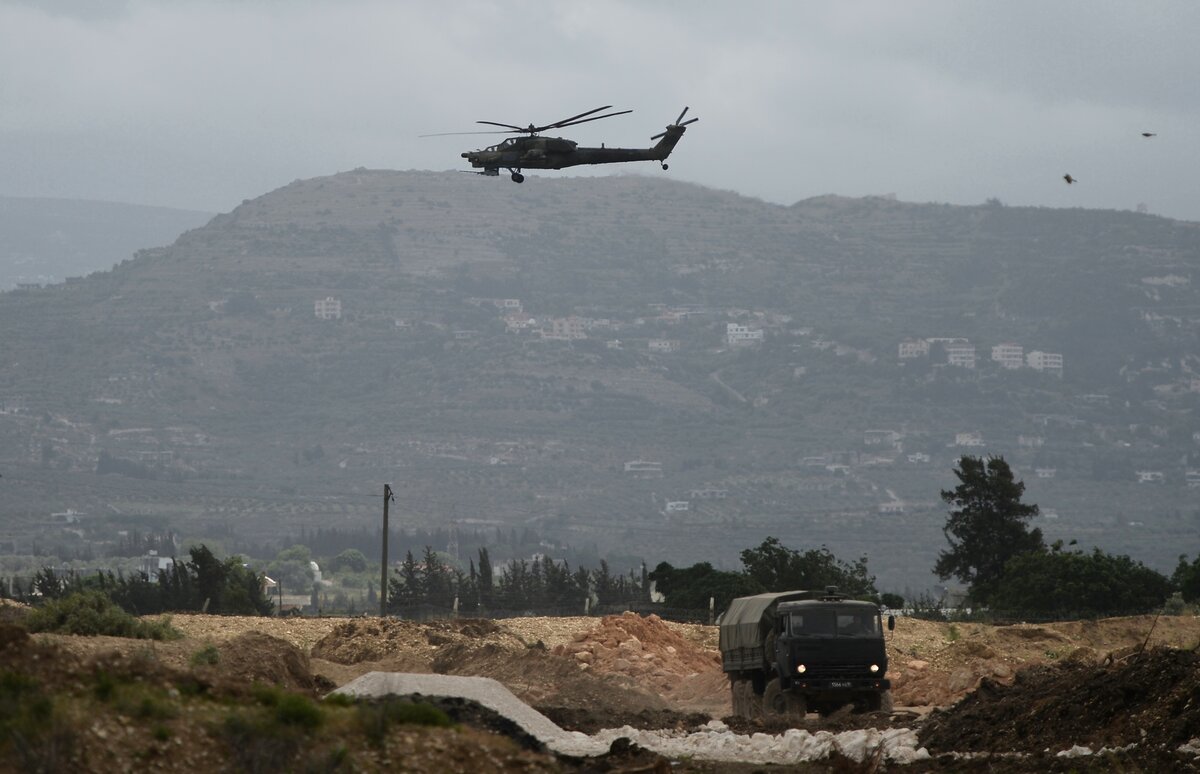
[788,608,880,638]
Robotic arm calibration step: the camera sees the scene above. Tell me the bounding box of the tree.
[989,544,1171,618]
[1173,554,1200,603]
[739,537,877,598]
[330,549,368,574]
[934,456,1043,604]
[477,547,494,609]
[648,561,761,611]
[421,546,453,609]
[388,550,422,611]
[189,545,227,612]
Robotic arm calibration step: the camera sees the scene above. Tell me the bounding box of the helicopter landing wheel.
[661,163,669,170]
[511,172,525,183]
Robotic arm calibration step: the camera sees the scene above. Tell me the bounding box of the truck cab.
[773,598,891,713]
[720,588,894,720]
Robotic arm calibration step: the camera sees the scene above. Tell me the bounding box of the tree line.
[6,455,1199,621]
[3,545,273,616]
[382,537,889,619]
[385,546,646,616]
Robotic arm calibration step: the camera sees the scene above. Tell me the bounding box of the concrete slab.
[329,671,608,756]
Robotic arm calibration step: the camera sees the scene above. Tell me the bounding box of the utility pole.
[380,484,394,617]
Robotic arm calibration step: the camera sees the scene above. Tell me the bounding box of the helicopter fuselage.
[462,124,687,176]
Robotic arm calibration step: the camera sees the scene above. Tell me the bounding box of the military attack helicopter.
[424,106,698,183]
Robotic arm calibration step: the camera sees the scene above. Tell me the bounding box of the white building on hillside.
[944,341,976,369]
[1026,350,1064,374]
[991,343,1024,369]
[727,323,764,346]
[314,297,342,320]
[898,339,929,359]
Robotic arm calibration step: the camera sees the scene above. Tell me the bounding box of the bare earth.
[148,611,1200,713]
[12,608,1200,771]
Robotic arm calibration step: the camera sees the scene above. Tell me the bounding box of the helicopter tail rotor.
[650,106,699,141]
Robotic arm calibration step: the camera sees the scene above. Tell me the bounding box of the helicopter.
[426,106,698,183]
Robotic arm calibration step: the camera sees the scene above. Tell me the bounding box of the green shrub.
[24,591,181,640]
[355,698,452,747]
[273,693,323,730]
[191,644,220,667]
[218,710,303,773]
[124,690,178,722]
[0,671,76,772]
[92,670,118,702]
[251,683,284,707]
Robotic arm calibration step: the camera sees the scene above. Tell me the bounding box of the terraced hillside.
[1,171,1198,590]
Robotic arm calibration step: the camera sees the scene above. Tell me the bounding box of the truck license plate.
[830,681,851,688]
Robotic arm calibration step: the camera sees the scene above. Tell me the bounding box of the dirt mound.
[433,636,673,717]
[920,646,1200,756]
[199,631,321,694]
[312,615,675,722]
[312,617,516,669]
[551,612,727,714]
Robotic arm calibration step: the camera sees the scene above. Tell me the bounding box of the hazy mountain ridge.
[1,171,1197,590]
[0,196,213,290]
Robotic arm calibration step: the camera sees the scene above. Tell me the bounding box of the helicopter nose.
[461,152,470,158]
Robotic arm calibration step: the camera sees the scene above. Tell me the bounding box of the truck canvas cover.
[719,591,815,651]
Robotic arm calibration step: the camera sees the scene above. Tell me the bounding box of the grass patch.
[24,591,181,640]
[0,671,76,772]
[322,692,355,708]
[216,693,327,774]
[355,698,453,747]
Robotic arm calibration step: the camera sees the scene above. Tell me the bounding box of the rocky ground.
[3,603,1200,771]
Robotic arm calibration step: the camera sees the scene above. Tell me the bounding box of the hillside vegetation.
[1,171,1197,591]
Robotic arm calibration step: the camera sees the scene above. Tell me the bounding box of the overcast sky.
[3,1,1198,219]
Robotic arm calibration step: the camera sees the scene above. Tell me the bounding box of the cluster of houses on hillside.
[456,297,771,351]
[898,337,1063,374]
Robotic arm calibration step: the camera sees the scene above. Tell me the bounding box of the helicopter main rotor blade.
[539,105,613,130]
[420,130,514,137]
[676,106,689,124]
[476,120,529,131]
[546,109,633,132]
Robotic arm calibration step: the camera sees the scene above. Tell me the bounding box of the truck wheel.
[745,681,764,720]
[784,692,807,721]
[879,689,894,713]
[763,678,785,716]
[764,679,805,722]
[731,679,747,717]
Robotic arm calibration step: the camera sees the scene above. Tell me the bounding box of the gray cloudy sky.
[3,1,1198,219]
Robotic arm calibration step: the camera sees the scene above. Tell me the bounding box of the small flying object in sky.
[1141,132,1157,138]
[1063,174,1077,185]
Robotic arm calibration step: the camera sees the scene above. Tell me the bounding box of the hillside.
[1,170,1198,591]
[0,196,212,290]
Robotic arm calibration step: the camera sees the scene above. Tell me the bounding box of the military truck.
[719,587,894,720]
